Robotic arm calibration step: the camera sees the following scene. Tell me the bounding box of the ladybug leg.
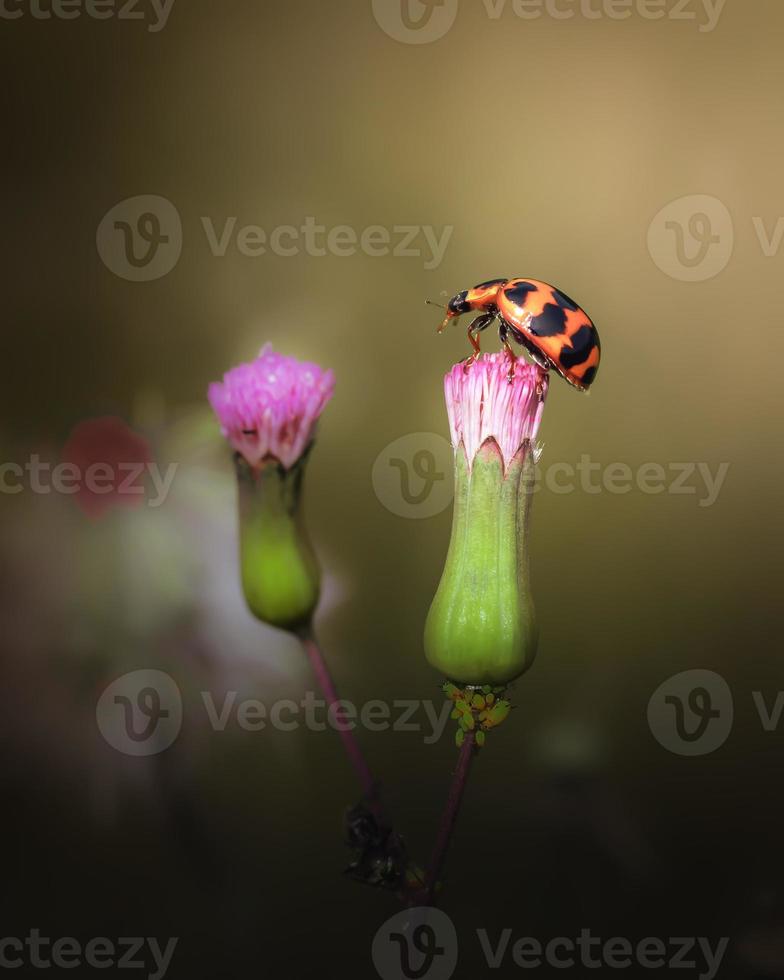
[463,313,495,370]
[498,320,517,383]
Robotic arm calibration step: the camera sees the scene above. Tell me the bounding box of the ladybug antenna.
[426,299,446,310]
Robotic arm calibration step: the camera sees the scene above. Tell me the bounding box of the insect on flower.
[431,277,600,390]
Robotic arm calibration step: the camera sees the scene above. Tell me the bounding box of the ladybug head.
[447,290,471,317]
[436,290,471,333]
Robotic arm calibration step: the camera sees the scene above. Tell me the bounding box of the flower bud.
[208,344,334,631]
[234,451,322,630]
[424,354,548,686]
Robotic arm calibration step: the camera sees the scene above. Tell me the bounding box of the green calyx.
[424,438,539,687]
[443,682,513,749]
[235,450,321,632]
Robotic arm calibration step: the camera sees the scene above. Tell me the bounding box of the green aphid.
[471,693,486,710]
[476,730,486,748]
[485,700,512,728]
[456,729,465,748]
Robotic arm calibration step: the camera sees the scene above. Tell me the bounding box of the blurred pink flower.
[61,416,152,519]
[444,354,548,470]
[207,344,335,469]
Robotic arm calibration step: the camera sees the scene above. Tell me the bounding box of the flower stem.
[423,730,477,904]
[298,626,381,816]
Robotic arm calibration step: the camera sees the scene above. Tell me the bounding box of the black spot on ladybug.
[553,288,580,311]
[504,281,538,308]
[507,325,550,365]
[579,366,597,387]
[558,325,595,368]
[529,304,567,337]
[473,278,508,290]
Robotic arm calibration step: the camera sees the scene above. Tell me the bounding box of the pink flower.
[61,416,152,519]
[208,344,335,469]
[444,354,548,470]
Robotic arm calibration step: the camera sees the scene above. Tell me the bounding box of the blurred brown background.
[1,1,782,977]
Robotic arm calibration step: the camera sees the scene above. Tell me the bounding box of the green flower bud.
[235,452,321,631]
[425,440,538,685]
[424,354,548,686]
[208,345,335,633]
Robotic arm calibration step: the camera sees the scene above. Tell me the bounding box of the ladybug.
[434,278,600,390]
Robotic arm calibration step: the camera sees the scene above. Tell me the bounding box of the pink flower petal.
[444,354,548,470]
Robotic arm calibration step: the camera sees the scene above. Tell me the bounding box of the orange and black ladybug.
[434,277,600,391]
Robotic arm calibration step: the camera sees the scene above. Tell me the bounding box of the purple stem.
[299,628,380,814]
[422,730,477,904]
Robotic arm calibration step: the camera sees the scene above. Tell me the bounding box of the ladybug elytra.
[435,277,600,391]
